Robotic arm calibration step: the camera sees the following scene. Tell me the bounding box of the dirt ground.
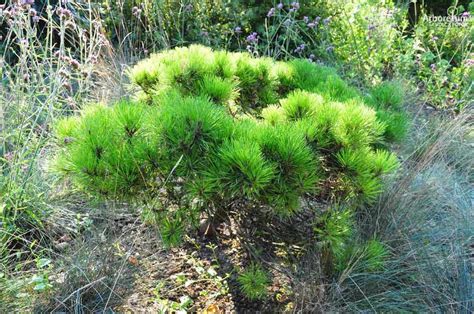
[35,197,328,313]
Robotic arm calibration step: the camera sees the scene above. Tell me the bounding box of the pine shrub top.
[55,45,406,218]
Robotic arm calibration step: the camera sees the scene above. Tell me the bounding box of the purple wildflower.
[57,7,72,18]
[461,11,470,18]
[4,7,16,19]
[32,15,39,23]
[291,2,300,10]
[63,82,72,93]
[323,17,331,25]
[234,26,242,34]
[303,16,309,23]
[21,0,34,6]
[132,6,141,16]
[277,2,283,10]
[307,22,316,28]
[309,54,315,60]
[326,45,334,52]
[315,16,321,24]
[4,151,13,163]
[431,36,439,42]
[70,59,80,69]
[246,32,258,43]
[430,63,436,71]
[294,43,306,53]
[465,59,474,67]
[267,7,275,18]
[368,24,376,31]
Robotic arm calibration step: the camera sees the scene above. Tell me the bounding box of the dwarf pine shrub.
[237,263,270,301]
[366,81,409,142]
[257,124,320,216]
[210,139,275,199]
[55,45,405,243]
[55,102,158,195]
[155,93,234,175]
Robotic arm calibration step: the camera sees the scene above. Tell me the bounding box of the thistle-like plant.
[237,264,270,300]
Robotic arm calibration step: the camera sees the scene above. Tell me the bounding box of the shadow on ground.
[34,198,328,312]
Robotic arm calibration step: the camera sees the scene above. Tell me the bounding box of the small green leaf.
[179,295,193,308]
[34,283,47,291]
[207,267,217,277]
[37,258,51,268]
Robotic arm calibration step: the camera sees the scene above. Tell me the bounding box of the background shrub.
[397,6,473,110]
[100,0,472,110]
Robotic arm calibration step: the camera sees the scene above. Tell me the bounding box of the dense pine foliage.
[55,45,404,220]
